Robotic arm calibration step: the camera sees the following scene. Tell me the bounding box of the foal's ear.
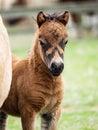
[57,11,69,26]
[37,11,47,27]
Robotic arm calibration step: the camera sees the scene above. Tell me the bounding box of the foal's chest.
[41,85,63,114]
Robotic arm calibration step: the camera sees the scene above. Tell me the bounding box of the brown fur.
[1,11,69,130]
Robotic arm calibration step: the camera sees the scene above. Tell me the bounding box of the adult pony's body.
[0,11,69,130]
[0,16,12,108]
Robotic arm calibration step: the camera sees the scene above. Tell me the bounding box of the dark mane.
[46,13,60,20]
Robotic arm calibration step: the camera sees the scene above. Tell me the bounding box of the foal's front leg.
[41,108,61,130]
[20,108,37,130]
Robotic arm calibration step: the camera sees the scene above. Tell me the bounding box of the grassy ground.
[7,32,98,130]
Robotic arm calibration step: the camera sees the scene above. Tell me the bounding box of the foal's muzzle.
[50,61,64,76]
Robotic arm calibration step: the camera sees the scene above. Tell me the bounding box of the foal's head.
[37,11,69,76]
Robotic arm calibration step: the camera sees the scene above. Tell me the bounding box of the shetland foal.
[0,11,69,130]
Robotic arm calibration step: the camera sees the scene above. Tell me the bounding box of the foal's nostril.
[58,63,64,72]
[51,62,57,71]
[50,62,64,76]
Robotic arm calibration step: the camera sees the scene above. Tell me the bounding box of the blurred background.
[0,0,98,38]
[0,0,98,130]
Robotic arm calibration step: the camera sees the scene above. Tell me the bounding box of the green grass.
[63,38,98,109]
[7,33,98,130]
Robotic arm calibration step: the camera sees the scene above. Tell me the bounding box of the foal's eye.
[65,40,68,45]
[40,41,45,47]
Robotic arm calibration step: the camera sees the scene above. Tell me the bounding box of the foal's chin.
[49,69,63,77]
[51,71,63,77]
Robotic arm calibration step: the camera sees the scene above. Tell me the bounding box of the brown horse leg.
[20,109,37,130]
[0,110,8,130]
[41,108,61,130]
